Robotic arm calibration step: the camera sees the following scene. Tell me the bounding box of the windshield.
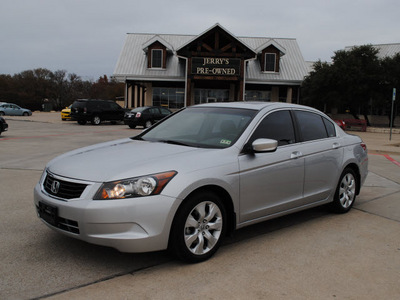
[134,106,256,149]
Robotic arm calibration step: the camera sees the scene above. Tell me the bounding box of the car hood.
[47,138,231,182]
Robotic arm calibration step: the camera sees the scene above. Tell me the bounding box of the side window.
[323,117,336,137]
[294,111,328,141]
[160,108,170,116]
[149,108,158,114]
[250,110,296,146]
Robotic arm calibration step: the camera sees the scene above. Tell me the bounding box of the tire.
[169,191,226,263]
[144,120,153,128]
[128,124,136,129]
[91,115,101,125]
[23,112,29,116]
[77,120,87,125]
[330,168,358,213]
[0,112,5,116]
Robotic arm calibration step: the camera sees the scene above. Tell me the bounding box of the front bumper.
[33,182,176,253]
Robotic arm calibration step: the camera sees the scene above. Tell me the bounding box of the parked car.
[334,119,346,130]
[34,102,368,263]
[0,116,8,135]
[0,103,32,116]
[70,99,125,125]
[124,106,173,129]
[61,105,72,121]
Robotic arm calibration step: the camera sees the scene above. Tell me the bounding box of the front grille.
[44,174,87,199]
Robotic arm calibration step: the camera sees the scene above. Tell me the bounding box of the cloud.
[1,0,399,77]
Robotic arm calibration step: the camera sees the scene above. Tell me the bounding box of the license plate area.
[38,201,58,226]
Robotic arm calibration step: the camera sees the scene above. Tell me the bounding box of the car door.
[238,110,305,223]
[8,104,19,116]
[293,110,343,203]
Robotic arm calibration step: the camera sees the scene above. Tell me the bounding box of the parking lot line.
[370,153,400,167]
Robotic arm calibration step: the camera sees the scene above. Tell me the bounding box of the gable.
[177,23,255,59]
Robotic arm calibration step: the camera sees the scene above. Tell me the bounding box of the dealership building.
[113,24,310,109]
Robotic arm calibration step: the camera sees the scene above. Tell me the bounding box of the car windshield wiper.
[159,140,193,147]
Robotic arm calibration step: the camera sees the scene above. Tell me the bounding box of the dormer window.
[151,49,163,68]
[256,41,285,73]
[265,53,276,72]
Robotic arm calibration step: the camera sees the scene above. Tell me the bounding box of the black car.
[124,106,172,129]
[70,99,125,125]
[0,116,8,135]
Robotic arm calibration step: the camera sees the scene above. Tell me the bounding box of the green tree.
[302,45,383,125]
[381,53,400,125]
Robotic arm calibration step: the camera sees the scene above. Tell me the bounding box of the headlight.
[94,171,177,200]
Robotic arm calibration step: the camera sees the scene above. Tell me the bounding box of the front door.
[238,110,304,223]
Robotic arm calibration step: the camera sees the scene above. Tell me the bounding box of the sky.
[1,0,399,80]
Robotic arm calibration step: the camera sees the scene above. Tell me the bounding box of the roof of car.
[192,101,319,112]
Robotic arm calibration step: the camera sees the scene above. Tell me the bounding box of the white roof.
[113,29,309,85]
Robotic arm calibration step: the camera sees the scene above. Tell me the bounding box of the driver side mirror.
[244,138,278,154]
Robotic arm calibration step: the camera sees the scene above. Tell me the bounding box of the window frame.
[246,109,298,148]
[151,49,163,69]
[264,53,276,72]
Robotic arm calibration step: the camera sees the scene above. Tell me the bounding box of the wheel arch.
[169,184,236,244]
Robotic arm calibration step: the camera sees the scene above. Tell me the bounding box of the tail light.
[135,112,141,118]
[361,142,367,151]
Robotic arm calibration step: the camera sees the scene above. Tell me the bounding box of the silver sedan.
[34,102,368,262]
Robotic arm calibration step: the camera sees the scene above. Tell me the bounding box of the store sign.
[191,57,240,76]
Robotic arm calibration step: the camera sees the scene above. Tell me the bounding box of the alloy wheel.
[184,201,223,256]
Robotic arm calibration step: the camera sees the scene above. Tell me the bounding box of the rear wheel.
[91,115,101,125]
[330,168,358,213]
[144,120,153,128]
[128,124,136,129]
[169,191,226,263]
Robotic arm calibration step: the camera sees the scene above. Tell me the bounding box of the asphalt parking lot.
[1,112,399,299]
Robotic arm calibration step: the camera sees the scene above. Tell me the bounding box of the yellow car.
[61,105,71,121]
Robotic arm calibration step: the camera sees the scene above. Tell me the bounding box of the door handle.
[332,142,341,149]
[290,151,302,159]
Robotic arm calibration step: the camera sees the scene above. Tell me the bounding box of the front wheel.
[77,120,87,125]
[330,168,358,213]
[169,191,226,263]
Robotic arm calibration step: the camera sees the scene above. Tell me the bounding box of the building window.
[245,90,271,102]
[151,49,163,68]
[265,53,276,72]
[153,87,184,109]
[194,89,229,104]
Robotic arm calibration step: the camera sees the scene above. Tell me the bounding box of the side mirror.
[252,138,278,153]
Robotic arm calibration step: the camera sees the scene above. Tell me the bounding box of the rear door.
[238,110,305,222]
[293,110,343,203]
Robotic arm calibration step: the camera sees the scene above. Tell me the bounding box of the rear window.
[71,101,86,108]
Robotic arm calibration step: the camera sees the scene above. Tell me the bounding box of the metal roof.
[345,43,400,58]
[113,31,310,85]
